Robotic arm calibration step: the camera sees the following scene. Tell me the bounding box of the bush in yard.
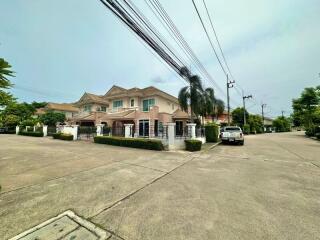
[19,131,43,137]
[315,133,320,140]
[52,132,61,139]
[59,133,73,141]
[185,139,202,151]
[94,136,164,151]
[243,124,250,134]
[52,132,73,140]
[204,123,219,142]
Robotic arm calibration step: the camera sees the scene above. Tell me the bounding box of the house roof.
[172,109,190,119]
[46,103,79,112]
[75,92,109,106]
[106,110,136,119]
[34,108,46,115]
[103,85,179,103]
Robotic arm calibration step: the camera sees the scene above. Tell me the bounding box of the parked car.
[220,126,244,145]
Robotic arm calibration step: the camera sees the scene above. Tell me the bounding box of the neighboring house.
[34,103,80,120]
[72,85,190,137]
[204,111,232,125]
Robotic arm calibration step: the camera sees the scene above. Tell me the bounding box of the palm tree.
[0,58,14,107]
[0,58,14,89]
[178,67,204,123]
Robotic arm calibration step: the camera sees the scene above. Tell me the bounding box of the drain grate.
[10,211,110,240]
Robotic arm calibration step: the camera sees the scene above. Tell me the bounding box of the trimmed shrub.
[60,134,73,141]
[185,139,202,152]
[204,123,219,142]
[305,127,315,137]
[52,133,62,139]
[19,131,43,137]
[243,124,250,134]
[94,136,164,151]
[316,133,320,140]
[52,132,73,140]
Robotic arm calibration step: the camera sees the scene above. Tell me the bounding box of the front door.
[175,121,183,136]
[139,120,149,137]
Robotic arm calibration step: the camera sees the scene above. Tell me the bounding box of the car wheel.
[240,140,244,146]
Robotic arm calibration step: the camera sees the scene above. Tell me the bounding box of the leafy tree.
[0,58,15,107]
[248,114,263,133]
[272,116,291,132]
[292,85,320,135]
[3,114,20,127]
[2,102,35,122]
[231,107,249,127]
[31,101,47,109]
[39,111,65,126]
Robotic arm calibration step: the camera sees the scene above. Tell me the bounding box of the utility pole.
[227,74,235,126]
[242,91,252,125]
[281,110,285,118]
[261,103,267,132]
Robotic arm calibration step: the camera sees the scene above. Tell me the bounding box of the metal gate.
[77,126,97,140]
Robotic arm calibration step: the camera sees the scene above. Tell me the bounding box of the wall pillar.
[167,122,176,146]
[186,123,196,139]
[96,124,104,136]
[124,124,134,138]
[43,125,48,137]
[16,126,19,135]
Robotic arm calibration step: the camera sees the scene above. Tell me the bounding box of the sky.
[1,0,320,118]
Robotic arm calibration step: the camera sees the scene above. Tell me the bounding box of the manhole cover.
[10,211,110,240]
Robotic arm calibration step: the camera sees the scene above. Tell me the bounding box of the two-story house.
[72,85,190,137]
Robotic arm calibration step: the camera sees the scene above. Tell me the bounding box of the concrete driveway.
[0,132,320,239]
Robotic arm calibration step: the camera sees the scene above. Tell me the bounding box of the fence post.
[16,126,19,135]
[124,124,134,138]
[72,125,79,140]
[96,124,104,136]
[186,123,196,139]
[43,125,48,137]
[167,122,176,147]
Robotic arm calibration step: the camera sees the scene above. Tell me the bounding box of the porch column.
[124,124,134,138]
[96,124,104,136]
[186,123,196,139]
[167,122,176,146]
[16,126,19,135]
[43,125,48,137]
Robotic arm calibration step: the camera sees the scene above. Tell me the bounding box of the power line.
[191,0,228,77]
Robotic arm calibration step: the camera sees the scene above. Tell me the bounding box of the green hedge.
[243,124,250,134]
[19,131,44,137]
[94,136,164,151]
[185,139,202,151]
[204,124,219,142]
[52,133,61,139]
[52,132,73,141]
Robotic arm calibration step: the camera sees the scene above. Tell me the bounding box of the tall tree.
[178,67,204,123]
[231,107,249,127]
[292,86,320,130]
[0,58,15,107]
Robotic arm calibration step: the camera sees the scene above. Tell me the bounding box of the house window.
[113,100,123,109]
[139,120,149,137]
[84,105,91,112]
[100,106,107,112]
[130,99,135,107]
[142,98,155,112]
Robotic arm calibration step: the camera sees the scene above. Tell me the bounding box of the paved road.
[0,132,319,239]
